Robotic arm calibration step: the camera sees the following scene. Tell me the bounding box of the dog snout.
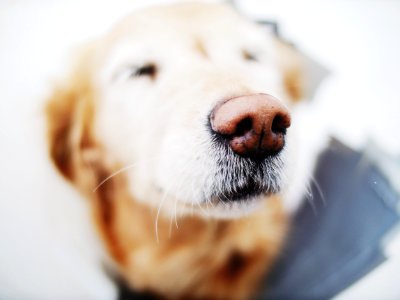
[210,93,291,159]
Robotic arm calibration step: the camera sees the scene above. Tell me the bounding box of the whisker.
[172,163,197,230]
[196,200,209,217]
[310,176,326,206]
[168,207,174,238]
[305,187,318,216]
[174,197,179,229]
[156,161,193,241]
[169,181,183,238]
[155,182,173,243]
[93,156,161,192]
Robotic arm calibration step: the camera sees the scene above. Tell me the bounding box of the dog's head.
[46,3,304,218]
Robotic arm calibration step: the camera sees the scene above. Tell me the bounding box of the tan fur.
[46,57,287,299]
[45,4,302,299]
[277,41,305,101]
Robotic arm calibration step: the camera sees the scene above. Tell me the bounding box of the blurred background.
[0,0,399,299]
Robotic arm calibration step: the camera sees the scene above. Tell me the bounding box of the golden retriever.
[45,2,306,299]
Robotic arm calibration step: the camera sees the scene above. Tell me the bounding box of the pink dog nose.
[210,94,291,159]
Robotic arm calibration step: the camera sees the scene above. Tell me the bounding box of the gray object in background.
[262,138,400,299]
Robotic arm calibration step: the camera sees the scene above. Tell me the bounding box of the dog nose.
[210,94,291,159]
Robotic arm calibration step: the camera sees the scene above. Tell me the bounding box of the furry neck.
[89,170,287,299]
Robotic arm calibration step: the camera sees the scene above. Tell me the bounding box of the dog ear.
[45,45,99,187]
[45,49,128,261]
[277,40,330,103]
[277,40,305,102]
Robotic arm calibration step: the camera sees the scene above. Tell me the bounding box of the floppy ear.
[45,46,101,190]
[277,40,330,103]
[45,52,131,261]
[277,40,305,102]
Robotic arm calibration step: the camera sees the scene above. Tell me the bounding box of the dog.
[45,2,310,299]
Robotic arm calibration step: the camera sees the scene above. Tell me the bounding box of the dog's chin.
[212,180,276,203]
[197,193,273,219]
[153,143,285,219]
[174,146,286,219]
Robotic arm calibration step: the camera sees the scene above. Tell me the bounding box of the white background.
[0,0,399,299]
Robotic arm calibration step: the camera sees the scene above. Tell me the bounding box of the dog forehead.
[97,2,276,71]
[107,3,259,42]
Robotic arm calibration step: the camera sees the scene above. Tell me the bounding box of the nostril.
[271,114,289,135]
[234,117,253,137]
[210,93,291,158]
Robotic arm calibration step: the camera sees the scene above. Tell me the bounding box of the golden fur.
[46,52,288,299]
[45,3,303,299]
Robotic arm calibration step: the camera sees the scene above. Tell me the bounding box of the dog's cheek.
[153,119,216,208]
[93,92,171,207]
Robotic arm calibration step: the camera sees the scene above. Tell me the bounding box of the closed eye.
[242,49,258,62]
[133,64,157,78]
[114,63,158,82]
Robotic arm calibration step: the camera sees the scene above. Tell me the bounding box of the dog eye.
[132,63,157,78]
[114,63,158,82]
[242,50,258,62]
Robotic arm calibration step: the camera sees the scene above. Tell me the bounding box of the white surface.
[238,2,400,298]
[238,0,400,156]
[335,228,400,300]
[0,0,399,298]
